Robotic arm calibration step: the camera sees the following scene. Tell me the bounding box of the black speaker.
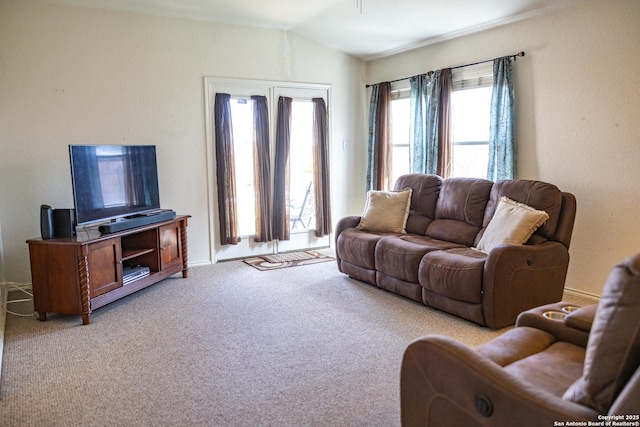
[53,208,75,238]
[40,205,54,240]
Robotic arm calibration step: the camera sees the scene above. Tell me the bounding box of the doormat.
[243,250,333,271]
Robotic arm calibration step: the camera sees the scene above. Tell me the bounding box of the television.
[69,145,161,226]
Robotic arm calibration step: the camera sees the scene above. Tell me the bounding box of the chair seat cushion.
[475,327,557,367]
[419,248,487,304]
[504,341,586,398]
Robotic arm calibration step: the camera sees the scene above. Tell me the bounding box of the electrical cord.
[1,281,34,317]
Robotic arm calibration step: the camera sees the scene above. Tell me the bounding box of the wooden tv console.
[26,215,190,325]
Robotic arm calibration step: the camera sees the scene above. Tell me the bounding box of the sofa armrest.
[482,241,570,329]
[334,216,361,267]
[335,215,361,238]
[401,335,598,426]
[516,302,595,347]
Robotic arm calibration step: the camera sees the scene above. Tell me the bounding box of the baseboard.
[564,286,600,302]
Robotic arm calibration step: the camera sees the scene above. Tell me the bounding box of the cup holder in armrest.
[561,305,580,314]
[543,311,567,321]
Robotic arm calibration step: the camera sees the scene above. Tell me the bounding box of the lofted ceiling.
[42,0,579,60]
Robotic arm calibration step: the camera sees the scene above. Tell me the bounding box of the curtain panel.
[214,93,240,245]
[409,69,452,177]
[312,98,331,237]
[409,74,429,174]
[366,82,392,191]
[436,69,453,178]
[273,96,292,241]
[423,69,453,177]
[488,56,516,181]
[251,95,273,243]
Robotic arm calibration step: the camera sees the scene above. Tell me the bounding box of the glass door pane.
[289,100,315,232]
[230,98,256,237]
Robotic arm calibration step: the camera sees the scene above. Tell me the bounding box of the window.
[229,97,256,236]
[289,100,315,231]
[451,62,493,179]
[451,86,492,178]
[390,82,411,187]
[387,63,493,182]
[224,97,319,237]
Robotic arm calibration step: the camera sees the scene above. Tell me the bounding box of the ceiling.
[42,0,578,60]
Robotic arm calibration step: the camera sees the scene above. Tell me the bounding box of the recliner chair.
[400,254,640,426]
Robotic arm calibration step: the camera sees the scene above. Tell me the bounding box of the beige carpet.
[0,258,595,426]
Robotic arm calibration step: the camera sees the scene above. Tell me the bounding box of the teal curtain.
[411,70,452,177]
[488,57,516,180]
[424,71,442,175]
[366,82,391,191]
[409,74,429,174]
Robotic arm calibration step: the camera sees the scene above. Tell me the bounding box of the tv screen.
[69,145,161,225]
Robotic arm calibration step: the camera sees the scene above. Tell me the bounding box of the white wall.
[0,0,366,282]
[367,0,640,296]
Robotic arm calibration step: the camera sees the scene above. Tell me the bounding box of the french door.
[205,78,330,262]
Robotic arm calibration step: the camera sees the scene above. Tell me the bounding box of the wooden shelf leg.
[181,222,189,278]
[78,254,92,325]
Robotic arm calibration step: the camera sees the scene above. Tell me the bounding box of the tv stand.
[27,215,190,325]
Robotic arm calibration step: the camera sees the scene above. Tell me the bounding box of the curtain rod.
[364,51,525,88]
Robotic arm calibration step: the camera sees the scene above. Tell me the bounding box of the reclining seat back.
[393,174,443,235]
[475,179,564,247]
[563,253,640,414]
[425,177,493,246]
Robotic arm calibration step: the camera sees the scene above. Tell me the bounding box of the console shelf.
[122,248,155,261]
[27,215,190,325]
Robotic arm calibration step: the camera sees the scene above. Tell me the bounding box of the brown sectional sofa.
[335,174,577,329]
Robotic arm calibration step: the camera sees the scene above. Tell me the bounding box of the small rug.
[243,250,333,271]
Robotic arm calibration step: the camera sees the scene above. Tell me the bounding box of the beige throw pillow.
[476,196,549,253]
[356,188,412,234]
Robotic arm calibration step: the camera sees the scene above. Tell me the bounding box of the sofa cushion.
[426,178,493,246]
[419,248,487,304]
[376,236,463,283]
[475,196,549,253]
[477,180,562,245]
[563,254,640,413]
[394,174,443,235]
[337,228,389,270]
[375,237,437,283]
[356,188,412,233]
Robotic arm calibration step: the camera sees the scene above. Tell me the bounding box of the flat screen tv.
[69,145,161,225]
